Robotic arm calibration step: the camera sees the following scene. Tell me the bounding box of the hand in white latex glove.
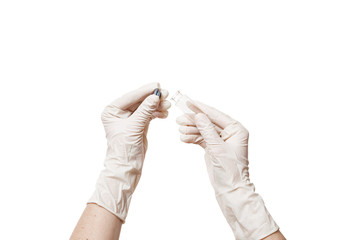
[176,101,279,240]
[88,82,171,222]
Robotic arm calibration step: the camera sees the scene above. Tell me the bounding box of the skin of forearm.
[70,203,122,240]
[262,230,286,240]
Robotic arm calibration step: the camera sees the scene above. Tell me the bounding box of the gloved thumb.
[130,94,160,126]
[195,113,224,146]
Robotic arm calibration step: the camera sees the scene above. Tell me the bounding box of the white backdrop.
[1,1,359,239]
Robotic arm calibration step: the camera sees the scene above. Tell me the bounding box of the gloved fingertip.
[160,100,171,110]
[178,126,186,134]
[160,89,169,99]
[146,94,161,109]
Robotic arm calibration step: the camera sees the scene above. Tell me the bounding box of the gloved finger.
[160,89,169,100]
[179,126,200,135]
[189,101,248,141]
[158,100,171,111]
[180,134,206,148]
[110,82,160,110]
[130,94,160,126]
[195,113,224,145]
[176,114,222,133]
[152,110,169,119]
[188,101,235,129]
[176,115,196,126]
[220,121,249,142]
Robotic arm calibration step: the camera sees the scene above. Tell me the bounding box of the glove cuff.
[87,167,139,223]
[215,183,279,240]
[87,142,144,223]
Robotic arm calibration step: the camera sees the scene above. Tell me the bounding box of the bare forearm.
[70,203,122,240]
[262,230,286,240]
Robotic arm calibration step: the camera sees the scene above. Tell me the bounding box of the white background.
[0,1,359,239]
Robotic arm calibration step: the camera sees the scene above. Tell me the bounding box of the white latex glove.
[88,82,171,222]
[177,101,279,240]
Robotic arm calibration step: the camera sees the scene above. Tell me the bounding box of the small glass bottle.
[170,91,196,114]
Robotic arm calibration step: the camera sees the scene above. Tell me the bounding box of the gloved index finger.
[186,101,203,114]
[160,89,169,100]
[110,82,160,110]
[191,100,235,129]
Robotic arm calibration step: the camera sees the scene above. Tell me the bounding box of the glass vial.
[170,90,195,114]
